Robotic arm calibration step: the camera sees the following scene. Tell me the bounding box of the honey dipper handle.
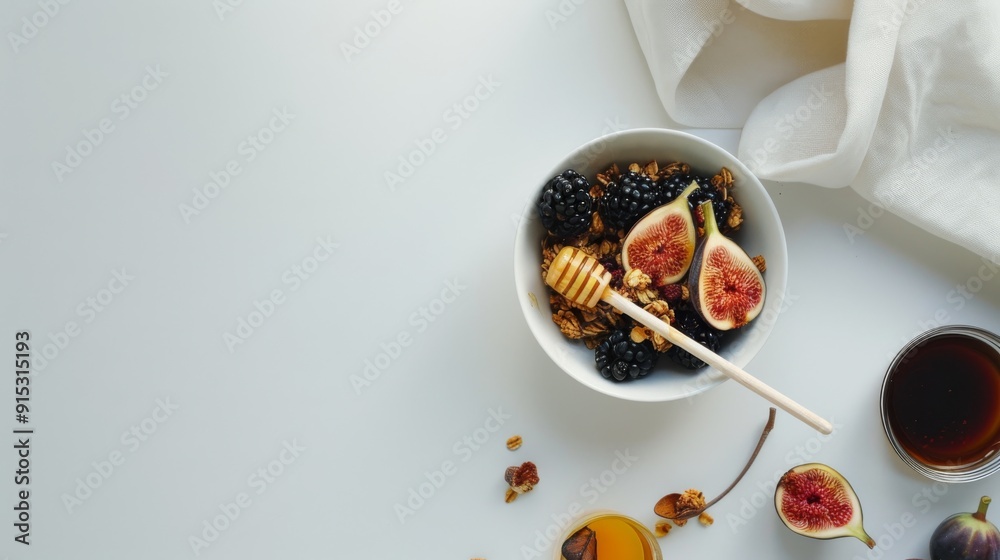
[604,290,833,435]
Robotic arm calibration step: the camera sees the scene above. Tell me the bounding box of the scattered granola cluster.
[676,488,706,512]
[671,489,707,527]
[654,521,672,538]
[653,488,715,539]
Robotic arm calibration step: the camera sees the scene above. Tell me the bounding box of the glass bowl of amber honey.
[553,510,661,560]
[880,325,1000,482]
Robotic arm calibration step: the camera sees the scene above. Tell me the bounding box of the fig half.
[688,201,765,331]
[622,182,698,286]
[774,463,875,548]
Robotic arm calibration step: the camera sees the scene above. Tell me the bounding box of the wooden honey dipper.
[546,246,833,434]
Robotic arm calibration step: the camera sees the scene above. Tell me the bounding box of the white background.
[2,1,999,559]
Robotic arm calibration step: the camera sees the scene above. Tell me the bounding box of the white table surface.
[2,2,999,559]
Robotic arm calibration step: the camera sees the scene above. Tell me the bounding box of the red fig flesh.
[774,463,874,548]
[930,496,1000,560]
[688,201,765,331]
[622,182,698,286]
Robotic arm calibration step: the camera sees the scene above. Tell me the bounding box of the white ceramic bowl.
[513,128,788,402]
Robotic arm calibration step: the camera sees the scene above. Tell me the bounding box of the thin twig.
[700,407,777,512]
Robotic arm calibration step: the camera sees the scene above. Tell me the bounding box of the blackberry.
[599,171,659,231]
[686,175,732,227]
[595,326,658,382]
[537,170,594,239]
[655,173,694,205]
[666,307,723,370]
[660,173,733,227]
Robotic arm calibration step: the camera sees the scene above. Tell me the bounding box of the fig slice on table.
[622,182,698,286]
[688,201,765,331]
[774,463,875,548]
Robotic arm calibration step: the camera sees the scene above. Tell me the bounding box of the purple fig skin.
[930,497,1000,560]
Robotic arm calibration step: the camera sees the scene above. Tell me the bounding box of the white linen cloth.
[624,0,1000,261]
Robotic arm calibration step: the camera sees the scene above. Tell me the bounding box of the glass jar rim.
[880,325,1000,483]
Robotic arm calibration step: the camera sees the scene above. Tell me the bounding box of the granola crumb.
[629,326,648,343]
[553,309,584,339]
[623,268,652,291]
[654,521,672,537]
[752,254,766,273]
[506,435,523,451]
[621,268,658,304]
[637,300,673,352]
[677,489,706,512]
[504,488,518,503]
[727,201,744,231]
[699,512,714,526]
[711,167,733,191]
[671,518,688,527]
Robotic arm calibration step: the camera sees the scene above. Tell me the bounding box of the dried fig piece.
[561,526,597,560]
